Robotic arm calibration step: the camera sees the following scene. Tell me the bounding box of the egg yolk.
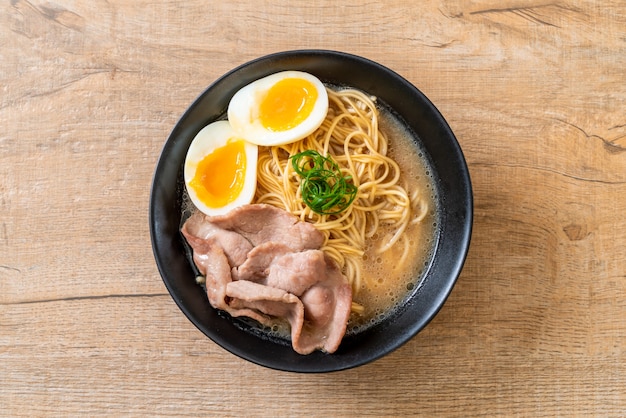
[189,139,247,208]
[259,77,318,132]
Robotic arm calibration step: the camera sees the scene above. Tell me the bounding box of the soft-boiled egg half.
[184,120,258,216]
[228,71,329,146]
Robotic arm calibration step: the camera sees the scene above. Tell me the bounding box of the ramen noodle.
[253,87,437,328]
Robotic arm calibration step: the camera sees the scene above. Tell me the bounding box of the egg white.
[227,71,329,146]
[184,120,258,216]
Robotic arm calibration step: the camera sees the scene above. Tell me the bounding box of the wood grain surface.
[2,0,625,416]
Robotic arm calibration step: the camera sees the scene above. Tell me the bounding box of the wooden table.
[2,1,625,416]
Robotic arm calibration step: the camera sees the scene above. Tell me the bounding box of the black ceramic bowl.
[150,50,472,372]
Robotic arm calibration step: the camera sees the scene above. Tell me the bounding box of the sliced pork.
[294,257,352,354]
[235,243,327,295]
[207,203,325,251]
[181,213,252,267]
[232,242,292,282]
[227,280,304,331]
[189,244,231,312]
[181,203,352,354]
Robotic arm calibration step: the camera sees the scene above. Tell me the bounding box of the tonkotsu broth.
[346,107,438,334]
[179,88,439,344]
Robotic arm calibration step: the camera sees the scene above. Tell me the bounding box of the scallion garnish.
[290,150,358,215]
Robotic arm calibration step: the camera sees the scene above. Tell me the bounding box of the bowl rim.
[149,49,473,373]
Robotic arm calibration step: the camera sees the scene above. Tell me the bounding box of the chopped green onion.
[290,150,357,215]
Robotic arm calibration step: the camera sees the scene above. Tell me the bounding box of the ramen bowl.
[150,50,472,372]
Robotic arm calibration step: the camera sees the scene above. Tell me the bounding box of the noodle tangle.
[254,88,426,299]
